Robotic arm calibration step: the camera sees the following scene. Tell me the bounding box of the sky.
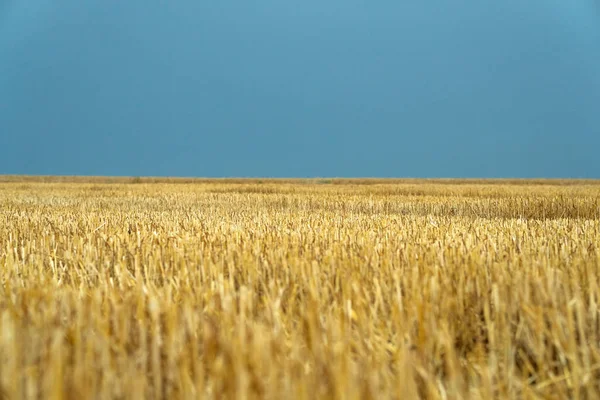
[0,0,599,178]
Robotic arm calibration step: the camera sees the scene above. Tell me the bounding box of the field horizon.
[2,175,600,185]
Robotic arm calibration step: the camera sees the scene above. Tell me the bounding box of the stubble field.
[1,178,600,399]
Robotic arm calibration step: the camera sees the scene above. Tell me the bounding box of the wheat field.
[1,178,600,399]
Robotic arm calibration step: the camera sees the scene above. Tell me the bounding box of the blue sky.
[1,0,599,178]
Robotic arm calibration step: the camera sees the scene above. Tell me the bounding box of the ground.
[0,178,599,399]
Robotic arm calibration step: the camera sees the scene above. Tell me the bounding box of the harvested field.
[1,179,600,399]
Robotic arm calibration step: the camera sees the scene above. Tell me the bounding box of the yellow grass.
[1,178,599,399]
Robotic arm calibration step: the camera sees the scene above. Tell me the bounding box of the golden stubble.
[0,180,599,399]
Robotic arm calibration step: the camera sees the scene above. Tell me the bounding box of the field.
[1,178,600,399]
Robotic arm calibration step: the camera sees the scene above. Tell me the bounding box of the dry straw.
[0,179,599,399]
